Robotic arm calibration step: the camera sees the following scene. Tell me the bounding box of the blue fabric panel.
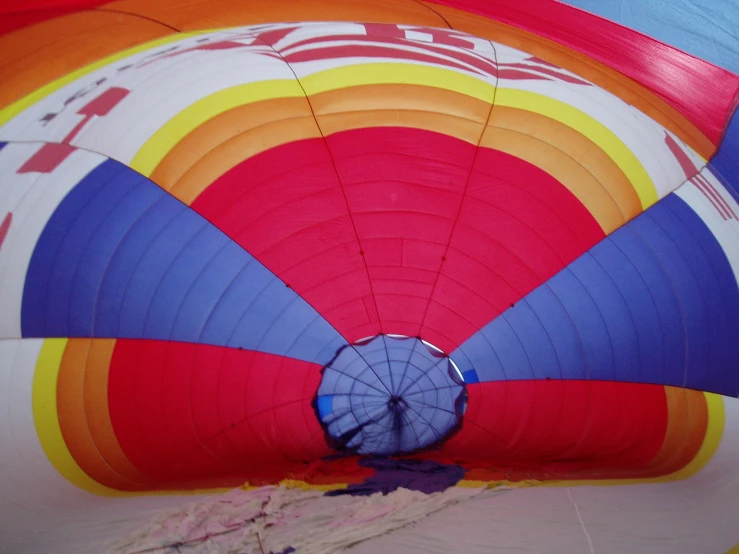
[547,268,616,380]
[452,193,739,396]
[607,220,687,384]
[317,336,464,455]
[501,301,561,380]
[316,395,334,419]
[661,194,739,392]
[22,158,346,364]
[711,110,739,197]
[561,0,739,74]
[521,285,589,381]
[566,253,640,382]
[586,235,665,383]
[0,142,6,152]
[23,159,129,333]
[462,370,479,384]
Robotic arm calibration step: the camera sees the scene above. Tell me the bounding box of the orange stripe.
[111,0,711,157]
[153,96,321,204]
[640,386,708,477]
[424,2,714,160]
[82,339,153,486]
[0,11,171,112]
[481,106,641,234]
[312,84,490,143]
[0,0,712,161]
[154,85,492,204]
[155,86,642,235]
[107,0,447,29]
[57,339,151,490]
[567,387,708,480]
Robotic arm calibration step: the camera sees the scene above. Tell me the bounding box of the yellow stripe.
[131,63,496,178]
[31,338,725,494]
[495,88,658,210]
[32,338,119,496]
[32,338,231,497]
[0,33,656,217]
[0,33,207,128]
[129,79,305,176]
[242,479,348,493]
[301,62,496,102]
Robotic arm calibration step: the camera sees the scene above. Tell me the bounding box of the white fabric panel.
[0,31,288,159]
[281,39,496,77]
[0,339,217,554]
[280,39,494,68]
[291,57,498,87]
[269,21,370,50]
[494,44,701,202]
[0,339,99,554]
[0,33,199,141]
[674,170,739,286]
[0,144,104,338]
[668,128,707,170]
[404,30,436,42]
[494,42,590,82]
[72,47,294,164]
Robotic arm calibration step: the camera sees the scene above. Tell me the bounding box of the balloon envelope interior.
[1,1,739,553]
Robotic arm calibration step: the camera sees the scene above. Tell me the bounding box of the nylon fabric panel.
[108,340,330,488]
[0,2,112,34]
[56,338,154,490]
[559,0,739,75]
[440,381,705,480]
[316,336,464,455]
[0,10,171,112]
[192,128,604,351]
[150,96,321,202]
[422,3,715,160]
[453,193,739,395]
[190,134,380,342]
[326,127,476,342]
[480,106,640,233]
[422,146,605,352]
[107,0,448,30]
[21,158,345,364]
[425,0,739,145]
[712,111,739,196]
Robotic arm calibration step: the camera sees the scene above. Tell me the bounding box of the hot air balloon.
[1,1,738,553]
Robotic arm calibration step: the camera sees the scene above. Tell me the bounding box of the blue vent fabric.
[316,336,465,455]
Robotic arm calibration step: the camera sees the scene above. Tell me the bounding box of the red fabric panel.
[193,128,603,351]
[421,147,605,351]
[442,380,668,477]
[0,212,11,251]
[326,127,475,341]
[108,340,329,486]
[17,143,75,173]
[191,134,380,342]
[427,0,739,146]
[0,0,110,34]
[279,31,497,76]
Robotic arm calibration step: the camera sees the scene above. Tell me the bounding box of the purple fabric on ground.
[325,458,465,496]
